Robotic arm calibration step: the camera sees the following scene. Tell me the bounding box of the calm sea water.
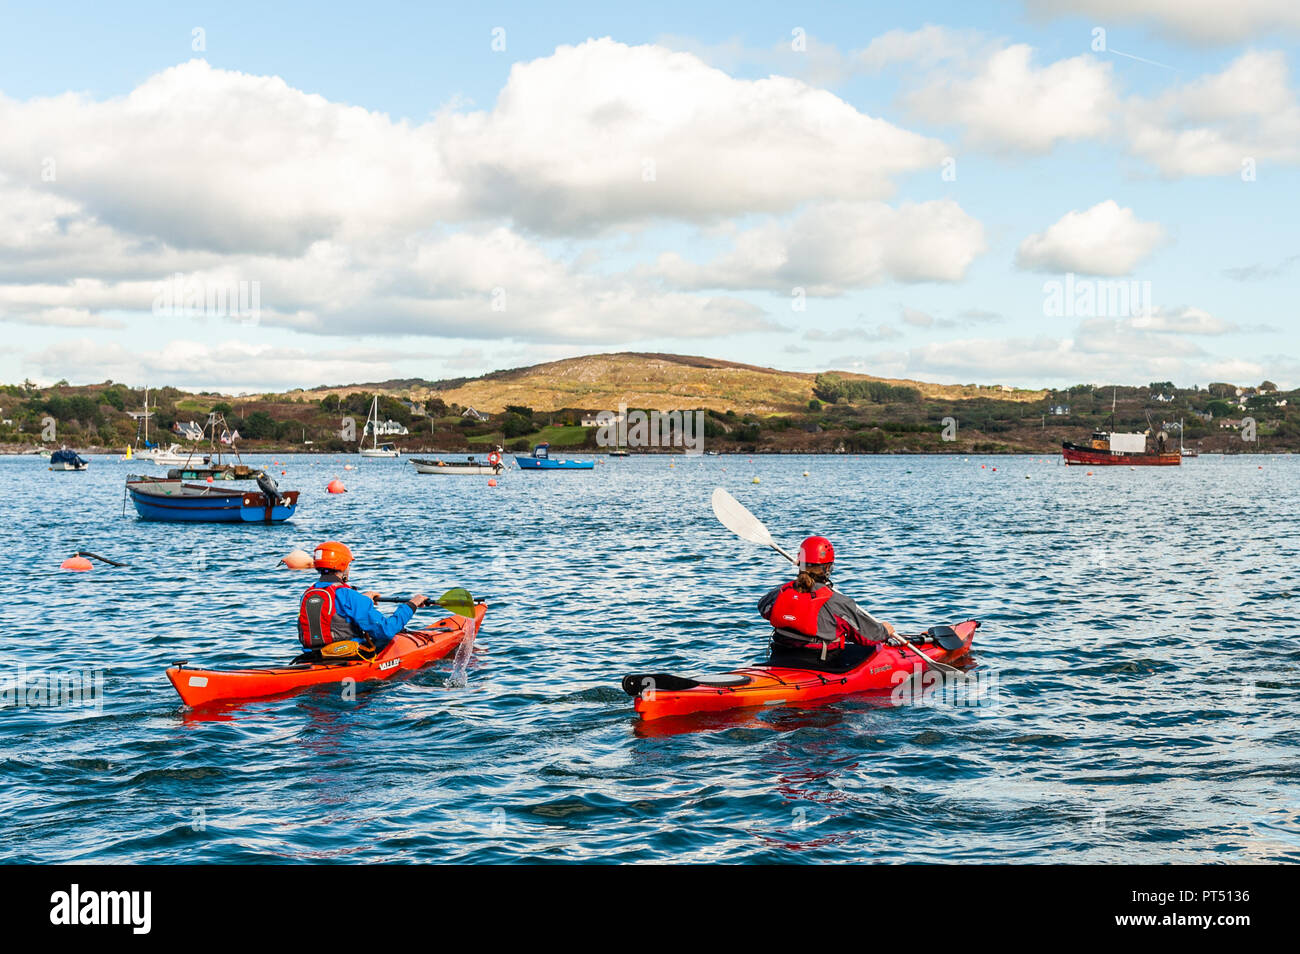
[1,452,1297,863]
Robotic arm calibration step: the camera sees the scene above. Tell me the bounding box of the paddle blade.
[435,587,476,618]
[710,487,774,547]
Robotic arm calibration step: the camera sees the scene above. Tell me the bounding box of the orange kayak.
[623,619,977,721]
[166,603,486,707]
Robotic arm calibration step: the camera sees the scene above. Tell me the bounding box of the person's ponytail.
[794,563,831,593]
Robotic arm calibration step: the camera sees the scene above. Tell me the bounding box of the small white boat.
[359,396,401,458]
[49,448,89,471]
[410,452,504,475]
[140,443,207,467]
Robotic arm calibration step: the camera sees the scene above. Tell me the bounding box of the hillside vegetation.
[2,356,1294,455]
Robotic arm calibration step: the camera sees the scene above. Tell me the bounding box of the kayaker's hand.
[364,591,382,605]
[408,594,430,609]
[882,620,896,638]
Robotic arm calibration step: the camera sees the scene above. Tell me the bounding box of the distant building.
[174,421,204,440]
[1191,410,1213,423]
[461,407,490,422]
[1153,393,1174,402]
[1049,405,1070,415]
[580,412,626,427]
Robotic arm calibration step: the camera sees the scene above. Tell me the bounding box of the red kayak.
[166,603,486,707]
[622,619,978,721]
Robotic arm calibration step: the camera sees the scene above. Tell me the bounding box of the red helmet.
[798,535,834,565]
[313,541,353,572]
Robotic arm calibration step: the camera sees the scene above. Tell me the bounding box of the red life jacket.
[298,582,362,648]
[769,581,835,639]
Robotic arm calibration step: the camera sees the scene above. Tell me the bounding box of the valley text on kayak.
[49,884,151,934]
[0,667,103,712]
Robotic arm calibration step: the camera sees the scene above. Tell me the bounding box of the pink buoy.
[327,479,347,494]
[61,556,93,572]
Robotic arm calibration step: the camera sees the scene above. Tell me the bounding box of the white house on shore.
[580,412,627,427]
[461,407,490,422]
[173,421,205,440]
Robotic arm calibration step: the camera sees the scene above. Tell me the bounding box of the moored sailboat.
[358,395,400,458]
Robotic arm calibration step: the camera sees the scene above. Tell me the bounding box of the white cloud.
[804,324,902,342]
[0,307,123,330]
[905,44,1117,152]
[1016,200,1166,275]
[856,26,988,71]
[652,200,986,294]
[0,42,947,249]
[1130,306,1236,335]
[880,332,1270,388]
[1025,0,1300,45]
[901,307,936,328]
[25,338,416,391]
[443,38,948,232]
[1123,50,1300,176]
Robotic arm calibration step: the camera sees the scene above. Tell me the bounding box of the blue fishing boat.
[126,470,299,522]
[124,411,300,522]
[514,443,595,471]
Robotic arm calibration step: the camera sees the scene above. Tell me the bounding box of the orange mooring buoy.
[488,478,498,487]
[278,549,314,570]
[327,479,347,494]
[60,556,94,572]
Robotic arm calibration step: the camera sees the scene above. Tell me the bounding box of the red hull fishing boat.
[1062,432,1181,466]
[1061,391,1182,466]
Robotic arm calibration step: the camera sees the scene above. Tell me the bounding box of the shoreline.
[3,444,1289,458]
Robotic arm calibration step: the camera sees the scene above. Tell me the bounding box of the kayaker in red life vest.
[298,541,429,654]
[758,535,897,671]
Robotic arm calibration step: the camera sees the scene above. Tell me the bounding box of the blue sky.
[1,0,1297,392]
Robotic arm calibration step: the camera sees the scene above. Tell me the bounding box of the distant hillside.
[4,354,1293,455]
[319,352,1046,414]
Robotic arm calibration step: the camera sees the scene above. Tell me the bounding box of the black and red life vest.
[298,582,364,648]
[768,581,860,652]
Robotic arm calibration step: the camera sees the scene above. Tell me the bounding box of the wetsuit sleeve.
[757,586,783,621]
[827,591,890,645]
[335,588,415,648]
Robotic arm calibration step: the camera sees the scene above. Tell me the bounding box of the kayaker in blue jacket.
[297,541,428,654]
[758,535,896,671]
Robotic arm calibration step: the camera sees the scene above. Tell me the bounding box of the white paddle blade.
[711,487,774,547]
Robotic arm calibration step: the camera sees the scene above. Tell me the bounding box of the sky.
[1,0,1297,393]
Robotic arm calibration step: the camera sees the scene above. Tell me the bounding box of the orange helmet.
[313,541,353,572]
